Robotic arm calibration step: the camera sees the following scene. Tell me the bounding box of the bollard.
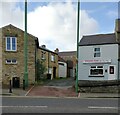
[23,79,25,90]
[78,90,80,97]
[9,79,12,93]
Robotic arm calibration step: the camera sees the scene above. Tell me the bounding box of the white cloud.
[27,2,99,51]
[80,10,99,37]
[0,1,99,51]
[0,1,24,29]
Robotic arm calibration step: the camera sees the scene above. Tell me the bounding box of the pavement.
[1,77,120,98]
[1,86,33,96]
[1,87,119,98]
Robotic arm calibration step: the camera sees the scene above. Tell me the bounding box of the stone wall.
[78,80,120,93]
[37,48,58,79]
[2,25,36,87]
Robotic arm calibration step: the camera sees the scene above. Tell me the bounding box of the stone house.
[78,19,120,81]
[58,50,77,78]
[37,45,58,80]
[1,24,39,87]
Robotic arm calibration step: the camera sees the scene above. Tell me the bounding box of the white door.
[108,65,116,80]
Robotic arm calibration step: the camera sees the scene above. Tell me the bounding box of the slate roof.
[58,51,76,56]
[39,46,58,55]
[58,56,66,62]
[79,33,119,46]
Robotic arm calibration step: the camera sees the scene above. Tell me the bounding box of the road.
[1,96,119,114]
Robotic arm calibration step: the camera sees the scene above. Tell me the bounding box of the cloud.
[0,1,99,51]
[27,2,99,51]
[0,1,24,29]
[80,10,99,37]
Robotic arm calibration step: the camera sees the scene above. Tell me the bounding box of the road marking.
[25,85,35,96]
[0,106,48,108]
[88,106,118,109]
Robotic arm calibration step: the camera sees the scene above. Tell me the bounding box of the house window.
[51,55,55,62]
[94,47,100,57]
[48,68,52,74]
[41,51,46,60]
[89,66,104,77]
[6,37,17,51]
[6,59,17,64]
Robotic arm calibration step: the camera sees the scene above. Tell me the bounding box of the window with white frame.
[41,51,46,60]
[6,37,17,51]
[89,66,104,76]
[48,68,52,74]
[94,47,101,57]
[6,59,17,64]
[51,55,55,62]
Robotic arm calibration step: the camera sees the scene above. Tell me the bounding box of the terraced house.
[78,19,120,81]
[1,24,59,88]
[37,45,58,80]
[1,24,39,88]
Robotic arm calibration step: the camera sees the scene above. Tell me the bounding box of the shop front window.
[89,66,104,77]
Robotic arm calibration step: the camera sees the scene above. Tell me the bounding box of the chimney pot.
[54,48,59,53]
[41,45,46,48]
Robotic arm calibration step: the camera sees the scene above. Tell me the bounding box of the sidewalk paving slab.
[1,86,33,96]
[1,85,120,98]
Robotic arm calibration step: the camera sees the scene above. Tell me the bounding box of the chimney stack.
[115,19,120,42]
[54,48,59,53]
[41,45,46,48]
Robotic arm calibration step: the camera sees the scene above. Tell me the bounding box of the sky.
[0,0,119,52]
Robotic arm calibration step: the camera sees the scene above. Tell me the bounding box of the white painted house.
[58,61,67,78]
[58,56,67,78]
[78,19,120,81]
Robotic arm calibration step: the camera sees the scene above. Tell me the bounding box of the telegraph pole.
[76,0,80,93]
[24,0,28,88]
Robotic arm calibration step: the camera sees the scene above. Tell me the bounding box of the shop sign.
[82,59,111,64]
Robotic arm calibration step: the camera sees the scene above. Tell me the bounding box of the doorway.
[108,65,116,80]
[12,77,20,88]
[53,67,56,78]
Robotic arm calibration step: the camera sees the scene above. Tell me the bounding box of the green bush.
[36,59,47,81]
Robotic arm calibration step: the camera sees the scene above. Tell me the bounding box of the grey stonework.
[78,80,120,93]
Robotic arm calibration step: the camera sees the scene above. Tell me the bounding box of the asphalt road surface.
[1,96,119,114]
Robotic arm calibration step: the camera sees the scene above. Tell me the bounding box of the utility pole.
[76,0,80,93]
[24,0,28,88]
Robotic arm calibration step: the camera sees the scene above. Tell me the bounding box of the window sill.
[41,58,46,60]
[5,63,17,65]
[89,75,104,77]
[5,50,17,53]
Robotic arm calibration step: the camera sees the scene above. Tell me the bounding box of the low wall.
[78,80,120,93]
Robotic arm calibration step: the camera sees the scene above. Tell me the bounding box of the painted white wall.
[58,61,67,78]
[78,44,119,80]
[0,31,2,105]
